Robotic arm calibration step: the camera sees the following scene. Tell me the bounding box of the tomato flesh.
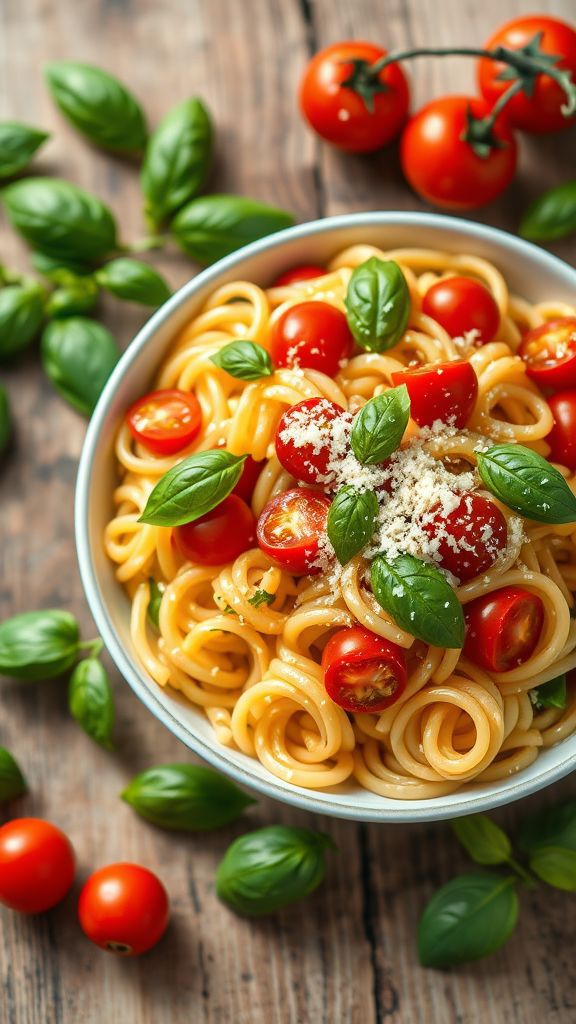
[274,265,326,287]
[518,319,576,391]
[256,488,331,575]
[322,626,407,712]
[464,586,544,672]
[275,397,347,485]
[233,455,264,502]
[546,391,576,470]
[78,863,169,956]
[175,494,256,565]
[270,301,354,376]
[127,389,202,456]
[422,276,500,344]
[0,818,75,914]
[423,494,508,583]
[391,360,478,428]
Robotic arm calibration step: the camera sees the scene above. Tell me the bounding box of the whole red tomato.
[78,862,169,956]
[0,818,75,914]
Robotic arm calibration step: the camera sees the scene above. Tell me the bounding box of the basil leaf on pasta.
[532,674,566,710]
[96,258,171,307]
[477,444,576,524]
[0,385,11,454]
[147,579,163,630]
[528,847,576,892]
[211,340,273,381]
[344,257,410,352]
[68,657,115,750]
[350,385,410,465]
[327,486,378,565]
[0,747,27,804]
[139,449,246,527]
[517,800,576,855]
[0,609,80,681]
[2,178,118,261]
[0,122,49,178]
[122,763,255,831]
[170,195,294,265]
[451,815,512,866]
[418,874,519,968]
[141,98,213,226]
[520,181,576,242]
[370,553,465,649]
[44,62,147,153]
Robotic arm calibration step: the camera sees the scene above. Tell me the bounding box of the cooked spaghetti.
[105,243,576,800]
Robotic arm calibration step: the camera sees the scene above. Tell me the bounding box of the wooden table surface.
[1,1,575,1021]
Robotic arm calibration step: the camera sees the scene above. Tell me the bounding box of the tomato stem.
[460,80,524,158]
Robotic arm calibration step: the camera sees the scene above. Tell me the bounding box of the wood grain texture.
[0,1,575,1022]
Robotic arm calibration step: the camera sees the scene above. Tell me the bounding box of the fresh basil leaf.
[41,317,119,416]
[171,194,294,265]
[31,251,93,280]
[451,814,512,865]
[147,578,163,629]
[44,61,147,153]
[0,122,49,178]
[122,763,255,831]
[45,277,99,318]
[0,609,80,681]
[371,552,465,648]
[418,874,518,968]
[96,257,171,306]
[477,444,576,524]
[0,384,11,454]
[216,825,335,917]
[139,449,246,527]
[0,747,27,803]
[532,674,567,711]
[520,181,576,242]
[350,385,410,465]
[68,656,114,750]
[517,800,576,855]
[141,98,213,226]
[528,846,576,891]
[2,178,118,261]
[211,340,273,381]
[327,486,378,565]
[344,257,410,352]
[0,283,45,358]
[248,589,275,608]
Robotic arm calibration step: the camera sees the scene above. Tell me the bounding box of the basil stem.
[0,746,27,803]
[350,385,410,464]
[68,656,115,750]
[2,178,118,261]
[44,62,147,153]
[0,283,45,358]
[139,450,246,527]
[0,609,80,681]
[371,552,465,648]
[344,257,410,352]
[41,317,119,415]
[122,763,255,831]
[477,444,576,524]
[211,340,273,381]
[451,814,512,866]
[45,277,99,318]
[327,486,379,565]
[170,194,294,265]
[96,258,171,306]
[141,97,213,226]
[520,180,576,242]
[418,874,519,968]
[0,122,49,178]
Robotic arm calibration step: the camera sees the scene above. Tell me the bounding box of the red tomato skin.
[233,455,264,502]
[126,389,202,456]
[464,587,544,672]
[270,301,354,376]
[321,626,407,712]
[174,495,256,566]
[275,397,347,485]
[518,319,576,391]
[422,277,500,343]
[423,495,508,583]
[0,818,75,914]
[390,360,478,429]
[274,265,326,287]
[78,863,169,956]
[400,96,517,210]
[546,391,576,470]
[300,41,410,153]
[478,17,576,133]
[256,488,331,575]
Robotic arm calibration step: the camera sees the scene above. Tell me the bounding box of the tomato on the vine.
[464,586,544,671]
[518,318,576,391]
[546,391,576,470]
[270,301,354,376]
[174,494,256,565]
[78,863,169,956]
[0,818,75,914]
[390,360,478,428]
[127,389,202,456]
[256,488,331,575]
[274,265,326,287]
[423,494,508,583]
[322,626,407,712]
[422,277,500,344]
[275,397,347,485]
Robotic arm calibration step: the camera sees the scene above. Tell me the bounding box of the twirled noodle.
[105,243,576,800]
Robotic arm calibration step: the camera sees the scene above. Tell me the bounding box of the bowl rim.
[75,210,576,822]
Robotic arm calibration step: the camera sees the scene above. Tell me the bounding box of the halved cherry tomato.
[422,277,500,344]
[546,391,576,470]
[269,301,354,376]
[518,318,576,391]
[0,818,75,914]
[78,863,169,956]
[274,265,326,287]
[423,494,508,583]
[127,389,202,456]
[321,626,407,712]
[299,41,410,153]
[256,488,331,575]
[464,586,544,672]
[174,494,256,565]
[275,397,347,485]
[478,16,576,134]
[390,360,478,428]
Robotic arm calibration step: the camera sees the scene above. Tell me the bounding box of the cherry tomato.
[78,863,169,956]
[322,626,407,712]
[478,16,576,134]
[127,389,202,456]
[423,494,508,583]
[270,301,354,376]
[174,494,256,566]
[256,488,331,575]
[518,318,576,391]
[390,360,478,428]
[299,41,410,153]
[0,818,75,914]
[274,265,326,287]
[546,391,576,470]
[233,455,264,502]
[464,586,544,672]
[400,96,517,211]
[275,397,347,485]
[422,277,500,344]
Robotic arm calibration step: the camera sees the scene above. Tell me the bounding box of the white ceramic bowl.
[76,211,576,822]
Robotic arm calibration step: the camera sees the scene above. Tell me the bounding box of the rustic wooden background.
[1,1,575,1022]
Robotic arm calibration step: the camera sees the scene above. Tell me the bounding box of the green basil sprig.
[418,874,518,968]
[44,62,147,153]
[371,552,465,648]
[96,257,171,306]
[0,609,80,681]
[350,385,410,464]
[147,579,164,629]
[41,317,119,415]
[0,384,10,453]
[477,444,576,524]
[0,122,49,178]
[344,257,410,352]
[532,674,566,711]
[327,486,379,565]
[2,178,118,261]
[451,814,512,866]
[0,283,45,358]
[45,276,99,318]
[139,450,246,527]
[122,763,255,831]
[211,340,273,381]
[171,195,294,265]
[0,747,27,803]
[527,848,576,892]
[216,825,335,917]
[520,181,576,242]
[68,656,115,750]
[141,98,213,226]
